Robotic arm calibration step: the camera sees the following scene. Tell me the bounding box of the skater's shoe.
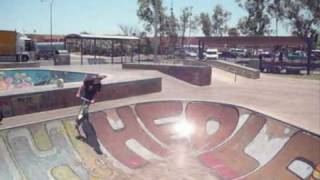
[75,135,86,141]
[94,147,103,155]
[78,113,83,120]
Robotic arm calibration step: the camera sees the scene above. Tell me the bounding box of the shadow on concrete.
[79,115,102,155]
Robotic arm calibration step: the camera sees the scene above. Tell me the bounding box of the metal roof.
[65,33,139,40]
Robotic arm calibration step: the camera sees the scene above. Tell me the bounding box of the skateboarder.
[75,73,106,140]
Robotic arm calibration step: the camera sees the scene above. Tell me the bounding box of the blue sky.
[0,0,288,36]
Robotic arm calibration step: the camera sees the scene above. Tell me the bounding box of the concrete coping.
[0,67,160,97]
[0,82,81,97]
[207,60,260,79]
[0,76,161,98]
[126,60,210,68]
[0,61,40,69]
[216,60,260,72]
[126,62,208,68]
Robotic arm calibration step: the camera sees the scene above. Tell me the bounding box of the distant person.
[279,51,283,63]
[0,109,3,125]
[75,74,106,140]
[259,54,263,71]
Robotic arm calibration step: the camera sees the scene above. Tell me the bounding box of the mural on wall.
[0,72,33,90]
[0,70,90,91]
[0,101,319,180]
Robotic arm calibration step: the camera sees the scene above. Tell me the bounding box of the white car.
[204,48,219,60]
[185,50,198,57]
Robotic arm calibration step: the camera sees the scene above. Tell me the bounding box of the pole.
[276,18,278,36]
[64,38,67,49]
[153,0,159,62]
[120,40,123,63]
[50,0,53,53]
[81,39,83,65]
[94,39,97,61]
[138,39,141,62]
[111,40,114,64]
[306,36,312,75]
[198,40,201,60]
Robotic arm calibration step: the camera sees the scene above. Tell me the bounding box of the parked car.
[36,42,65,60]
[230,48,247,57]
[219,51,237,59]
[261,52,273,58]
[204,48,219,60]
[287,52,306,61]
[185,50,198,57]
[174,49,188,58]
[174,49,198,58]
[36,49,56,60]
[311,50,320,61]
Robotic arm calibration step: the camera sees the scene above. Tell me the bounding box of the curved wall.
[0,100,318,179]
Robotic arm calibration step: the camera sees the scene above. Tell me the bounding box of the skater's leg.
[75,101,87,138]
[75,101,90,139]
[77,101,87,120]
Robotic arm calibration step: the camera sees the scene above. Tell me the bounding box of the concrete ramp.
[0,101,319,180]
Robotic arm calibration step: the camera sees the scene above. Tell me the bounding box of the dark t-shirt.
[81,79,101,101]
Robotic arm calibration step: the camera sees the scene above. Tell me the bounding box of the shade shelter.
[65,33,140,65]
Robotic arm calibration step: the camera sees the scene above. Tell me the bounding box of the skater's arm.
[76,85,84,97]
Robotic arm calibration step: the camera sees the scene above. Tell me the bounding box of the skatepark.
[1,0,320,178]
[0,62,319,180]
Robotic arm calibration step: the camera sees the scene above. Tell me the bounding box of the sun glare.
[174,121,195,137]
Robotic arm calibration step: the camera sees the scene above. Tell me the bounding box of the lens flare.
[174,121,194,137]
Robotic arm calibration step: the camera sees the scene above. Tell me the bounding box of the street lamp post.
[153,0,160,62]
[42,0,54,54]
[50,0,53,53]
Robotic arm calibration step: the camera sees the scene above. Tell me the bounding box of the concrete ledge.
[122,62,211,86]
[0,62,40,69]
[0,77,161,117]
[88,58,107,64]
[207,60,260,79]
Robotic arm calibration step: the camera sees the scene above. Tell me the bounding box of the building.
[26,34,65,42]
[157,36,305,52]
[196,36,305,50]
[26,34,306,53]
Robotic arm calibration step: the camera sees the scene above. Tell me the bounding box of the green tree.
[236,0,271,36]
[212,4,231,36]
[228,27,240,37]
[268,0,320,74]
[267,0,283,36]
[200,13,212,37]
[180,7,193,47]
[137,0,165,61]
[118,25,140,36]
[277,0,319,38]
[188,15,199,37]
[166,5,179,54]
[80,31,90,34]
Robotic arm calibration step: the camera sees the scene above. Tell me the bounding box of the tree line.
[135,0,319,37]
[130,0,319,62]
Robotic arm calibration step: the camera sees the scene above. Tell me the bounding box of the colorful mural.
[0,101,319,180]
[0,69,91,91]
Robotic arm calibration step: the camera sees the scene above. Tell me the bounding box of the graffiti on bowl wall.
[0,70,90,91]
[0,72,33,90]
